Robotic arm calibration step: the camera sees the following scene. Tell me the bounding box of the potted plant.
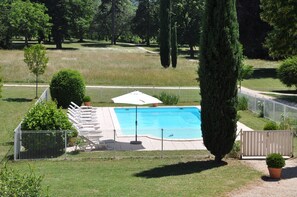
[83,95,91,106]
[266,153,285,179]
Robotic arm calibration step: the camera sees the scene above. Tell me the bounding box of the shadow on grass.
[81,43,111,48]
[272,90,297,94]
[46,47,78,51]
[134,160,227,178]
[3,98,33,102]
[251,68,277,79]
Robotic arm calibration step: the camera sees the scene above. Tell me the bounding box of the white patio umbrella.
[112,91,162,144]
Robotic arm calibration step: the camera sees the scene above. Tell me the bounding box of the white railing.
[14,88,50,160]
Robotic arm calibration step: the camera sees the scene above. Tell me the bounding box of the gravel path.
[228,158,297,197]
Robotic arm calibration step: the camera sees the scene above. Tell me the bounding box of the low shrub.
[0,165,47,197]
[227,141,241,159]
[83,95,91,102]
[277,56,297,88]
[50,69,85,108]
[158,92,179,105]
[21,102,74,156]
[263,121,278,130]
[237,96,248,111]
[266,153,285,168]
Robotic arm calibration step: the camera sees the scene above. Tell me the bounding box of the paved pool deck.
[95,107,253,151]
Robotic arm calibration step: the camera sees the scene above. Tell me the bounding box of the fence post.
[161,129,164,158]
[64,131,67,160]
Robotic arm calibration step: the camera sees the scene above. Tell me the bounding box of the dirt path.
[228,158,297,197]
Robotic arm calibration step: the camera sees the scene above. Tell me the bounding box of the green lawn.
[8,157,261,197]
[238,110,270,130]
[0,86,45,162]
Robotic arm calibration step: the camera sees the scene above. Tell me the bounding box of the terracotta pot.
[84,101,91,106]
[152,103,158,107]
[268,167,282,179]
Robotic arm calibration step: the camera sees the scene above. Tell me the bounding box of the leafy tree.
[277,56,297,88]
[171,23,177,68]
[260,0,297,58]
[94,0,136,44]
[238,63,254,89]
[131,0,159,46]
[24,44,48,99]
[0,1,12,49]
[67,0,96,42]
[198,0,241,162]
[237,0,270,59]
[172,0,205,59]
[9,0,51,46]
[159,0,171,68]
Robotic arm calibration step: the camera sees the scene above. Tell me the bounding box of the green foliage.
[158,92,179,105]
[50,69,86,108]
[277,56,297,88]
[237,96,248,111]
[263,121,278,130]
[198,0,242,161]
[67,0,96,41]
[131,0,159,46]
[24,44,48,98]
[0,165,46,197]
[83,95,91,102]
[0,1,12,49]
[9,0,51,45]
[238,63,254,89]
[227,141,241,159]
[260,0,297,58]
[172,0,205,58]
[21,101,73,154]
[95,0,135,44]
[171,23,178,68]
[266,153,285,168]
[159,0,171,68]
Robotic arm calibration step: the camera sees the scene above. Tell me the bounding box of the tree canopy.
[260,0,297,58]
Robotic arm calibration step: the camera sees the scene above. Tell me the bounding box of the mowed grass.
[9,158,261,197]
[0,41,198,86]
[238,110,270,130]
[0,86,45,161]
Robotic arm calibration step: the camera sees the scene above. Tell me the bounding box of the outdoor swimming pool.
[114,107,202,140]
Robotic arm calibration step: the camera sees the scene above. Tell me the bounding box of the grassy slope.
[10,158,260,197]
[0,87,44,161]
[0,42,198,86]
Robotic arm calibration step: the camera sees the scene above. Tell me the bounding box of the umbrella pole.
[135,105,137,141]
[131,105,142,145]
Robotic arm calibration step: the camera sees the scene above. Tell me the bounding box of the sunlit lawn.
[8,157,261,197]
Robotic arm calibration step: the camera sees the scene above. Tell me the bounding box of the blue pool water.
[114,107,202,139]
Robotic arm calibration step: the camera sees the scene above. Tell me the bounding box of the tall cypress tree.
[171,23,177,68]
[198,0,241,162]
[159,0,171,68]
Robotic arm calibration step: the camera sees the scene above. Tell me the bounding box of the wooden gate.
[240,130,293,159]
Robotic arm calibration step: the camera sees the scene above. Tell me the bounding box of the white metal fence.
[240,130,293,158]
[14,88,50,160]
[239,91,297,123]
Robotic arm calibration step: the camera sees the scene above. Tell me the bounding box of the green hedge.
[50,69,85,108]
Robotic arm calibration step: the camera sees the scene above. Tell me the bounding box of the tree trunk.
[25,36,28,47]
[35,74,38,99]
[189,44,195,59]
